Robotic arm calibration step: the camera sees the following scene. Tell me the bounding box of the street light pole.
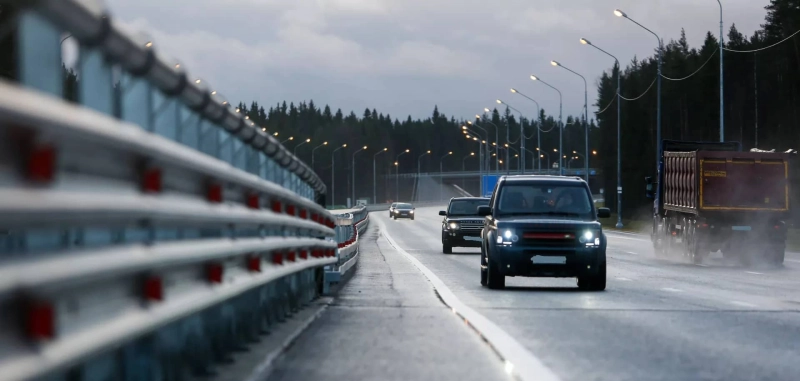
[615,9,662,172]
[716,0,724,142]
[311,141,328,170]
[510,89,541,172]
[462,152,475,188]
[395,149,410,201]
[439,151,452,201]
[497,100,526,174]
[352,146,367,207]
[373,148,388,204]
[416,150,431,201]
[530,75,563,175]
[581,37,623,228]
[495,100,512,175]
[480,109,501,173]
[551,61,589,182]
[331,144,347,207]
[467,120,490,177]
[293,138,311,156]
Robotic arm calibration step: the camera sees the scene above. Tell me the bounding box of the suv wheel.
[577,260,606,291]
[486,255,505,289]
[480,246,488,286]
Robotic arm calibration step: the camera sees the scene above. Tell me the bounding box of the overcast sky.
[104,0,768,121]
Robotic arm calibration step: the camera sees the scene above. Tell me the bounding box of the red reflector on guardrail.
[312,213,319,223]
[300,250,308,259]
[143,276,163,301]
[246,193,259,209]
[247,256,261,272]
[207,184,223,203]
[26,302,54,340]
[286,204,296,216]
[142,168,162,193]
[272,252,284,265]
[207,263,223,283]
[271,200,282,213]
[300,209,308,219]
[287,251,296,262]
[27,144,56,183]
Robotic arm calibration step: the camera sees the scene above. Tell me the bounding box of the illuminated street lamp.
[331,144,348,207]
[395,149,410,201]
[293,138,311,155]
[439,151,453,201]
[551,60,589,182]
[311,141,328,169]
[281,136,294,144]
[352,146,367,206]
[511,88,541,171]
[530,75,564,174]
[373,148,388,204]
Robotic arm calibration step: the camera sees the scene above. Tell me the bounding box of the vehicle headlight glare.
[583,231,593,240]
[594,237,600,246]
[410,210,414,214]
[449,222,459,230]
[504,230,513,239]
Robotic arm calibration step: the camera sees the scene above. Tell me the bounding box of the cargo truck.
[645,140,792,266]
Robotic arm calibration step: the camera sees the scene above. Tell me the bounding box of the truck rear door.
[700,153,789,211]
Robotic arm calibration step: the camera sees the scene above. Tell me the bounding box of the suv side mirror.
[477,206,492,216]
[597,208,611,219]
[439,210,447,216]
[645,176,655,199]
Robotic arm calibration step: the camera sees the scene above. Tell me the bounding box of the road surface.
[268,206,800,381]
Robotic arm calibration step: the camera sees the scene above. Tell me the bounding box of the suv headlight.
[496,229,518,244]
[449,222,460,230]
[580,230,601,247]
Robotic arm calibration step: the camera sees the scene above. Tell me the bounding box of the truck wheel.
[486,255,505,289]
[769,246,785,266]
[443,243,452,254]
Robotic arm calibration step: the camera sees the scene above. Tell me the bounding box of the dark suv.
[439,197,490,254]
[478,176,611,290]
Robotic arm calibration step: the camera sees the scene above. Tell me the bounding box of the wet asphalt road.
[269,206,800,381]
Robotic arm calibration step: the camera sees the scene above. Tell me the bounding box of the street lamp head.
[273,132,279,136]
[573,150,577,154]
[536,147,540,151]
[261,127,266,132]
[383,147,388,151]
[496,99,503,104]
[592,150,598,155]
[515,154,519,157]
[482,140,486,144]
[323,141,328,145]
[448,151,453,155]
[484,108,490,113]
[289,137,294,141]
[343,143,348,147]
[580,38,591,45]
[473,137,478,141]
[504,143,509,147]
[553,148,558,152]
[551,60,560,66]
[467,121,473,125]
[470,152,475,156]
[305,138,311,143]
[363,145,368,149]
[614,9,627,18]
[426,150,431,154]
[462,125,467,129]
[405,149,410,153]
[530,75,538,81]
[540,154,544,158]
[510,88,517,93]
[394,161,398,166]
[475,114,481,119]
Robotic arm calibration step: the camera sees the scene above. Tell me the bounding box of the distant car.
[389,202,398,217]
[439,197,490,254]
[479,176,611,291]
[392,203,415,220]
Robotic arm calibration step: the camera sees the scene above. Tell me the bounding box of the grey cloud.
[106,0,769,121]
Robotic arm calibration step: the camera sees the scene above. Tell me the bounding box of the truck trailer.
[646,140,792,265]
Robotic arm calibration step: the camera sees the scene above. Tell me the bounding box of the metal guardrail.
[386,169,600,179]
[0,1,354,380]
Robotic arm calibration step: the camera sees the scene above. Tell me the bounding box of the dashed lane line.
[662,287,683,292]
[377,218,560,381]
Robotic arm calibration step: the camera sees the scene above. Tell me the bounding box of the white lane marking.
[607,235,649,242]
[624,251,638,256]
[606,230,645,237]
[695,264,709,267]
[745,271,763,275]
[376,218,560,381]
[786,259,800,263]
[662,287,683,292]
[616,277,632,281]
[730,301,757,308]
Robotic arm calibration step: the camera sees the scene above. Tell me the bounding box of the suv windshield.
[496,183,593,220]
[396,203,413,209]
[448,199,489,216]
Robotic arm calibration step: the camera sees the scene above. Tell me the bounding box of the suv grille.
[521,231,578,247]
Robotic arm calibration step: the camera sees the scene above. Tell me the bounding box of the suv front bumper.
[443,230,482,247]
[490,244,604,278]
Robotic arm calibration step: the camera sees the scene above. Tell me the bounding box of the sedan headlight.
[410,210,414,214]
[449,222,460,230]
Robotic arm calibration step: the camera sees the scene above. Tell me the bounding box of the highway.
[269,206,800,381]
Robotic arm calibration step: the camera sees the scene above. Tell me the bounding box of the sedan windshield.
[396,203,413,209]
[496,183,593,220]
[448,199,489,216]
